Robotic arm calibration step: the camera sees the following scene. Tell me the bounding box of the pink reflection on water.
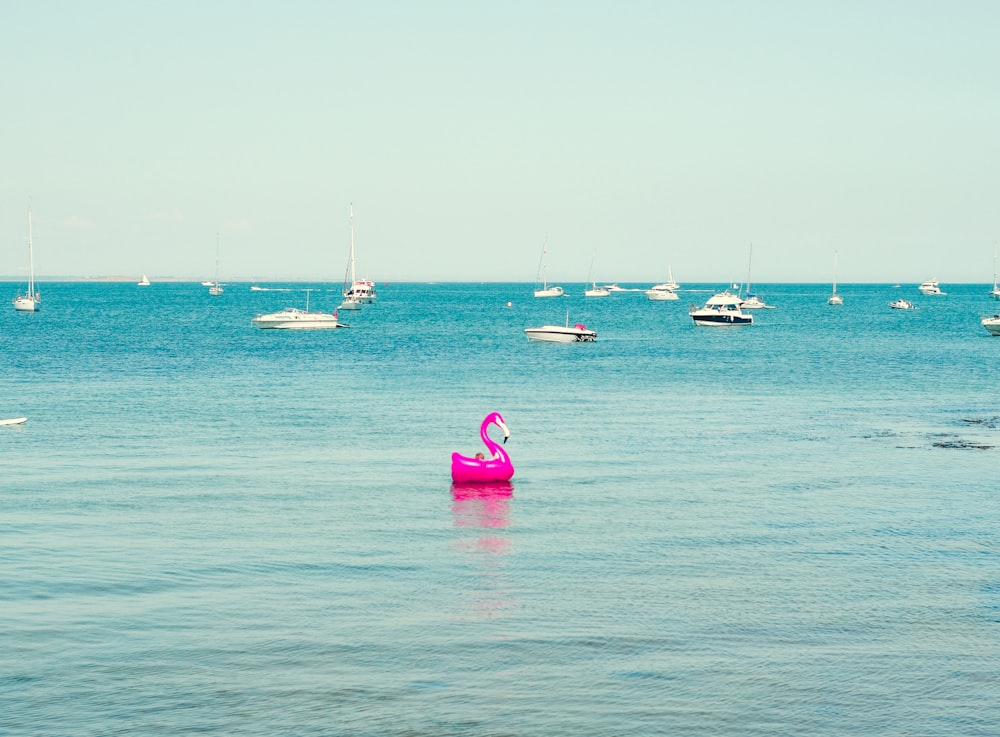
[450,481,513,531]
[450,481,516,619]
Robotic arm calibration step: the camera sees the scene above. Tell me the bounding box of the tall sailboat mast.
[27,204,34,298]
[349,204,357,287]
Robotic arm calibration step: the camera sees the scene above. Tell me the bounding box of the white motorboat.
[602,283,625,292]
[253,291,347,329]
[525,313,596,342]
[0,417,27,426]
[341,205,376,308]
[525,324,596,342]
[982,315,1000,336]
[13,205,40,312]
[918,279,945,295]
[533,237,564,297]
[689,291,753,326]
[889,298,915,310]
[828,252,843,305]
[137,273,150,287]
[253,307,347,329]
[646,286,679,301]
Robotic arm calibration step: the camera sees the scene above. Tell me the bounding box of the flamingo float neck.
[480,412,509,461]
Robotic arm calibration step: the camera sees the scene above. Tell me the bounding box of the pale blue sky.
[2,1,998,283]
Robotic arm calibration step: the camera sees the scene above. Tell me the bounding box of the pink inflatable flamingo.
[451,412,514,483]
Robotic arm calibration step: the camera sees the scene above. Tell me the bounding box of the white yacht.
[689,291,753,326]
[253,290,347,329]
[982,315,1000,336]
[918,279,945,295]
[645,286,679,301]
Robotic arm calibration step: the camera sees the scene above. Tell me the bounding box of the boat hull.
[252,309,345,329]
[524,326,596,342]
[691,313,753,326]
[13,296,39,312]
[983,317,1000,336]
[534,286,564,298]
[646,289,678,301]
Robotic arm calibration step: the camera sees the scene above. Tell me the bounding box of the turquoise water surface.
[2,281,999,736]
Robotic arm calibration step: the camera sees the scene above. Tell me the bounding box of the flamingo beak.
[497,420,510,444]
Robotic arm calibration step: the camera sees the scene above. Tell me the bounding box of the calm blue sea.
[2,281,999,736]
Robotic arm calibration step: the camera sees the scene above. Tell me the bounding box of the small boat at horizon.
[828,252,843,305]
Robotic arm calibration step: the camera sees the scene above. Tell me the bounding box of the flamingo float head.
[484,411,510,445]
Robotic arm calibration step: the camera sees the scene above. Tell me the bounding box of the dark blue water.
[2,281,999,735]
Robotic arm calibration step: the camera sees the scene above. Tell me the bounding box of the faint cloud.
[66,216,94,228]
[147,210,185,223]
[224,218,251,231]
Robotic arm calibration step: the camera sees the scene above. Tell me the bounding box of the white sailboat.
[584,256,610,297]
[740,244,774,309]
[209,233,223,296]
[340,204,375,308]
[991,248,1000,300]
[138,273,151,287]
[339,204,365,310]
[828,252,843,305]
[13,205,40,312]
[533,237,564,297]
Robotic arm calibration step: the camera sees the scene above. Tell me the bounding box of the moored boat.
[253,291,347,329]
[982,315,1000,336]
[689,291,753,326]
[525,314,596,342]
[646,286,679,301]
[889,298,915,310]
